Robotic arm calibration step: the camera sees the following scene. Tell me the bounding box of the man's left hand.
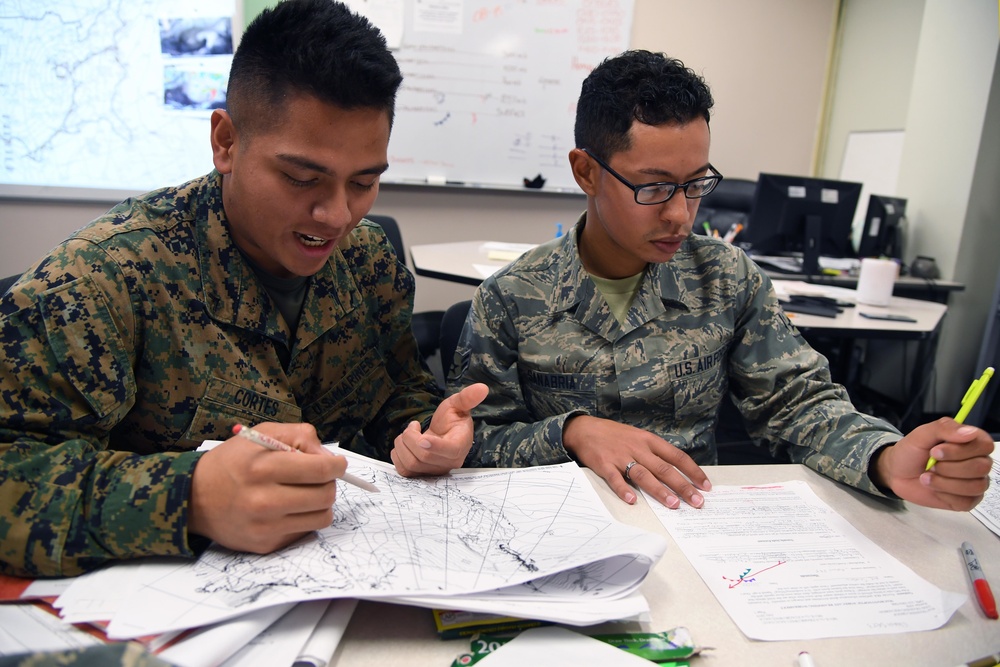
[391,383,489,476]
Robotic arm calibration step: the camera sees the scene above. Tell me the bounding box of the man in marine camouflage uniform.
[448,50,992,512]
[0,0,486,578]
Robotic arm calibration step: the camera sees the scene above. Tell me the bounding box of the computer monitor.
[745,173,863,275]
[856,194,906,260]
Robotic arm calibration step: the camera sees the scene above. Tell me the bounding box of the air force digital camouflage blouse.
[449,216,901,495]
[0,171,440,577]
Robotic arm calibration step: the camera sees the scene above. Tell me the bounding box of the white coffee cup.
[856,258,898,306]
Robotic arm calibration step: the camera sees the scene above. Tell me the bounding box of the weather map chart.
[0,0,234,198]
[101,455,666,638]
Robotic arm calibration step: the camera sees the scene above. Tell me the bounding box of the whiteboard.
[368,0,635,193]
[0,0,633,201]
[838,129,906,251]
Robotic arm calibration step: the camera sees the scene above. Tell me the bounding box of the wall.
[957,45,1000,422]
[4,0,995,417]
[819,0,924,180]
[804,0,1000,415]
[819,0,924,407]
[895,0,1000,411]
[630,0,839,180]
[0,0,838,312]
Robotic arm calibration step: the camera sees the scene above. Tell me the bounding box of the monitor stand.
[802,214,822,275]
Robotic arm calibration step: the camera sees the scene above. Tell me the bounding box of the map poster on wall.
[1,0,634,200]
[0,0,235,200]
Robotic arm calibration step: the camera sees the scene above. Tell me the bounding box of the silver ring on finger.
[624,460,638,482]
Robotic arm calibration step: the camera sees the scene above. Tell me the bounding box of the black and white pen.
[233,424,380,493]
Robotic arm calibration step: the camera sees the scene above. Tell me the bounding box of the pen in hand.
[232,424,380,493]
[925,366,993,470]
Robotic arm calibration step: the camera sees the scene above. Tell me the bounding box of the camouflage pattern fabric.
[0,643,172,667]
[0,171,440,577]
[449,216,901,494]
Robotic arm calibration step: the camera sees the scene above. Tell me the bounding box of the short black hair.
[226,0,403,138]
[574,50,714,160]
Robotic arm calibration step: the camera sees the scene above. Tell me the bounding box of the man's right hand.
[188,422,346,553]
[562,415,711,508]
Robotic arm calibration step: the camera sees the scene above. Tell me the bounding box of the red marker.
[963,541,998,619]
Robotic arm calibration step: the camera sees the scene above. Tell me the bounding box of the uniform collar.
[193,171,360,351]
[552,212,691,326]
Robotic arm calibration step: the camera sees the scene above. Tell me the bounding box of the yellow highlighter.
[925,366,994,470]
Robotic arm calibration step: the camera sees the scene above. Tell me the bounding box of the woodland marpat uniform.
[449,216,902,493]
[0,171,439,577]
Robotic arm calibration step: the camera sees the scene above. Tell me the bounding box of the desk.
[772,282,947,429]
[771,282,946,339]
[411,241,947,427]
[409,242,947,337]
[410,240,514,287]
[409,241,967,305]
[762,270,965,305]
[332,465,999,667]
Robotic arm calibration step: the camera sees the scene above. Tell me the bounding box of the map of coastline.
[0,0,233,195]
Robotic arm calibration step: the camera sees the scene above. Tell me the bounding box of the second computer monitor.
[746,173,862,275]
[857,194,907,260]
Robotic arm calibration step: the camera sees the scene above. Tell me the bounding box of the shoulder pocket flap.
[39,277,135,419]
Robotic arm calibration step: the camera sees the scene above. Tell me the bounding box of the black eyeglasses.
[583,149,723,205]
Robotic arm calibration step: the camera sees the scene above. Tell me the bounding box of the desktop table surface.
[332,464,998,667]
[409,240,947,338]
[409,240,965,297]
[771,282,947,338]
[409,240,509,286]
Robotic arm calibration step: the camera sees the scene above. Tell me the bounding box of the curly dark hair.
[574,50,714,160]
[226,0,403,139]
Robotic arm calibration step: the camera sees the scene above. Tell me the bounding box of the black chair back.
[366,214,444,361]
[0,273,20,295]
[701,177,757,213]
[366,214,405,263]
[439,300,472,381]
[697,178,758,239]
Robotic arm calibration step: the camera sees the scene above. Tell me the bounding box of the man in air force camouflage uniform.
[0,0,486,578]
[449,50,992,513]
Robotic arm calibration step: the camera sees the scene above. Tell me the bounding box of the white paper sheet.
[970,447,1000,537]
[20,578,74,600]
[0,605,102,656]
[54,559,174,624]
[157,602,296,667]
[292,598,358,667]
[214,600,330,667]
[644,481,965,640]
[94,456,665,638]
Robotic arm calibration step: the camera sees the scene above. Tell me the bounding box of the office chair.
[696,177,757,240]
[0,273,20,295]
[439,300,472,381]
[365,214,445,361]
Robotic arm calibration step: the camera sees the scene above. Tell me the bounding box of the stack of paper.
[643,481,965,641]
[1,581,355,667]
[971,448,1000,537]
[30,454,665,663]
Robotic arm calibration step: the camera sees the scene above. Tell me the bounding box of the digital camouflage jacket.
[0,172,440,577]
[449,217,900,494]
